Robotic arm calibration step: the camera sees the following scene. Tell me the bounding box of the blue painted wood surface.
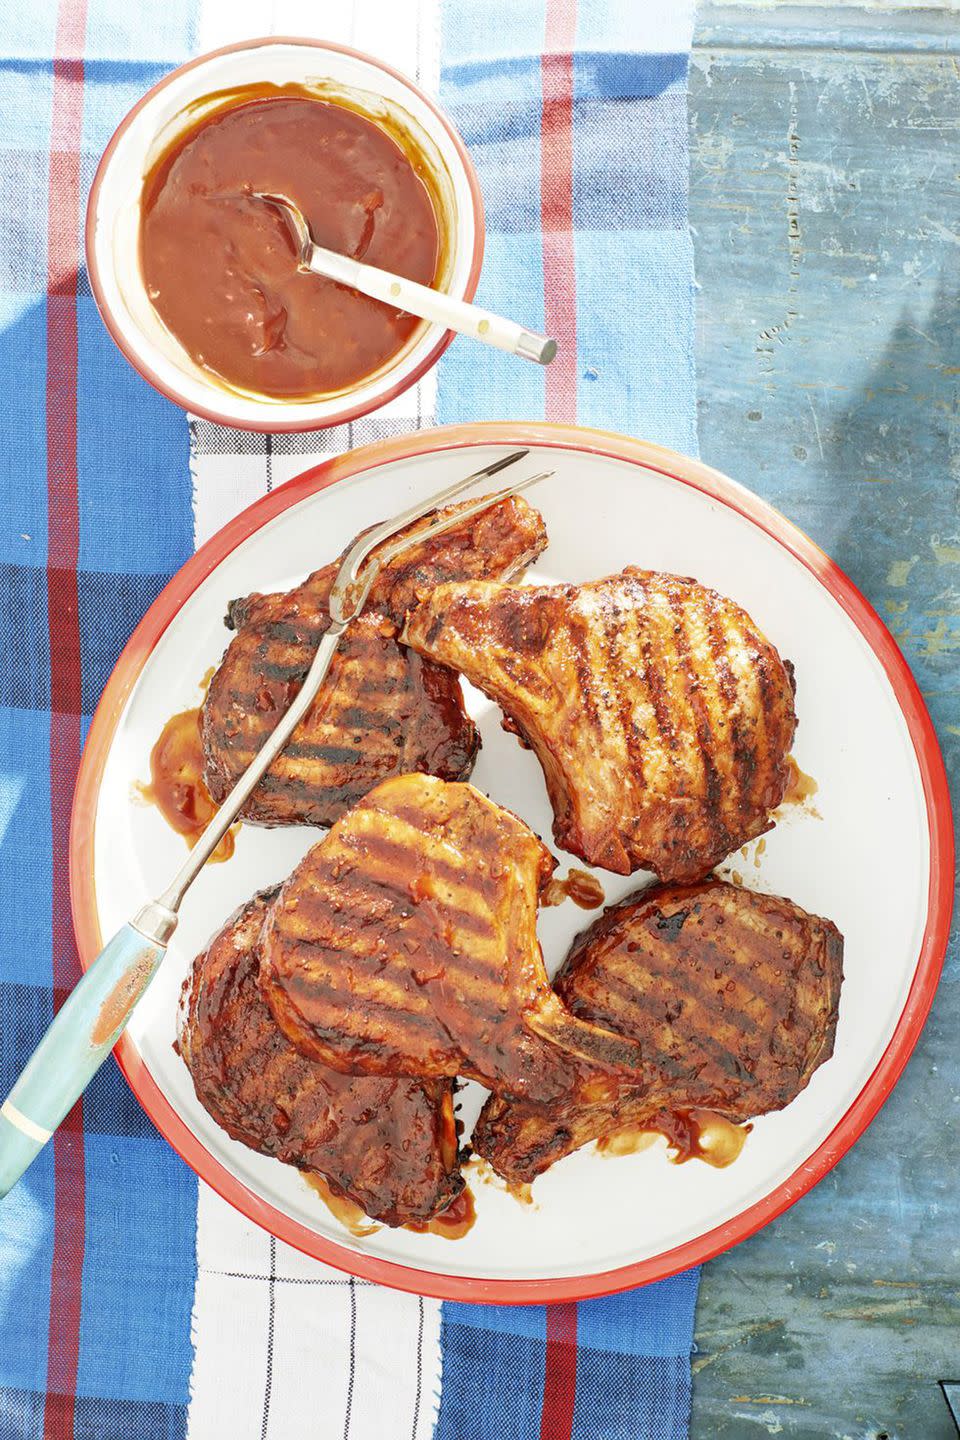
[688,8,959,1437]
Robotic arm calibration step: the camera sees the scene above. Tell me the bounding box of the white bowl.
[85,37,485,432]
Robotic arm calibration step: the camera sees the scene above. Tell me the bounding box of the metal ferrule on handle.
[0,922,166,1197]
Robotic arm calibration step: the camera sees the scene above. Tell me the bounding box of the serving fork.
[0,449,552,1197]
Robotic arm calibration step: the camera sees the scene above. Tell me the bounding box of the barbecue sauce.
[140,84,442,400]
[598,1112,750,1169]
[306,1172,475,1241]
[782,756,819,808]
[465,1154,535,1208]
[662,1111,750,1169]
[595,1128,659,1158]
[138,706,236,862]
[404,1185,476,1240]
[542,868,606,910]
[304,1174,381,1238]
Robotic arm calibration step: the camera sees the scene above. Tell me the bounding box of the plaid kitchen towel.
[0,2,699,1438]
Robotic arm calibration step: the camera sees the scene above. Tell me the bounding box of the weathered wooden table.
[688,5,959,1435]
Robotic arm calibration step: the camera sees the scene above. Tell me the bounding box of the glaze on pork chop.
[202,494,547,827]
[178,888,462,1226]
[258,773,643,1100]
[402,568,797,880]
[472,878,844,1185]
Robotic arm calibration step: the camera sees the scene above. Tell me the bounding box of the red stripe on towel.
[44,2,88,1434]
[541,0,578,421]
[541,1301,578,1440]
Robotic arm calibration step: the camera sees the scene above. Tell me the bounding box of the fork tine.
[372,470,555,571]
[328,449,550,624]
[341,449,530,577]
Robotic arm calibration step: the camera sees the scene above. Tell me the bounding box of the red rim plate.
[69,422,955,1303]
[84,36,486,433]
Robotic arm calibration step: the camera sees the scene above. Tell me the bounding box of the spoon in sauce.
[255,191,557,366]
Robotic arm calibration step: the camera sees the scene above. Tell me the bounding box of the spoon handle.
[0,923,167,1197]
[305,243,557,366]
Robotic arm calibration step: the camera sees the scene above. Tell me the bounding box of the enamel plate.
[70,423,953,1302]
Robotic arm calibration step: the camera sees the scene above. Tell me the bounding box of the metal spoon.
[255,191,557,367]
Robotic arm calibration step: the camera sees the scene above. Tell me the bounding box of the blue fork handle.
[0,923,166,1198]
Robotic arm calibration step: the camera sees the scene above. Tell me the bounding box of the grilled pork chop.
[178,888,463,1226]
[402,569,797,880]
[472,879,844,1185]
[202,494,547,828]
[258,773,644,1099]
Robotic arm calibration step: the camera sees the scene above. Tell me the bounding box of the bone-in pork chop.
[258,773,644,1100]
[402,568,797,880]
[472,878,844,1185]
[178,888,463,1226]
[202,494,547,827]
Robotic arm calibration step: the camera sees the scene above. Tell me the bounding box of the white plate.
[71,423,953,1302]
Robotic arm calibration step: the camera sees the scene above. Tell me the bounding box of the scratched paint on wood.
[688,9,960,1440]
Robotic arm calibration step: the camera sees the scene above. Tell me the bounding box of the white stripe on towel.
[186,5,443,1438]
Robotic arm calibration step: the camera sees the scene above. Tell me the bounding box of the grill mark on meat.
[202,496,546,828]
[471,878,844,1184]
[751,648,778,782]
[402,570,798,882]
[704,602,757,805]
[563,901,825,1023]
[360,799,540,885]
[574,956,798,1074]
[278,742,365,766]
[337,815,507,901]
[335,706,402,733]
[251,771,360,800]
[257,618,328,647]
[568,930,794,1022]
[285,956,527,1042]
[651,585,703,784]
[570,607,604,743]
[685,596,740,800]
[293,862,498,948]
[667,590,724,846]
[179,890,463,1226]
[638,621,678,776]
[566,969,761,1086]
[601,596,646,791]
[280,975,457,1045]
[258,774,648,1098]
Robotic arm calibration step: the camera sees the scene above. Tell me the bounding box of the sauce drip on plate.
[595,1127,659,1158]
[404,1185,476,1240]
[783,755,819,807]
[140,85,441,399]
[598,1111,750,1169]
[542,868,606,910]
[662,1110,751,1169]
[306,1172,476,1241]
[138,706,235,862]
[304,1173,381,1238]
[465,1154,536,1208]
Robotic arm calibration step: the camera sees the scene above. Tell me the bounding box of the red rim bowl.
[85,37,485,433]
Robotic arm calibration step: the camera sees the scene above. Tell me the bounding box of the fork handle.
[306,243,557,365]
[0,923,166,1197]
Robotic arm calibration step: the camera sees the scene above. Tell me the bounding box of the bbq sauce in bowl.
[139,84,443,400]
